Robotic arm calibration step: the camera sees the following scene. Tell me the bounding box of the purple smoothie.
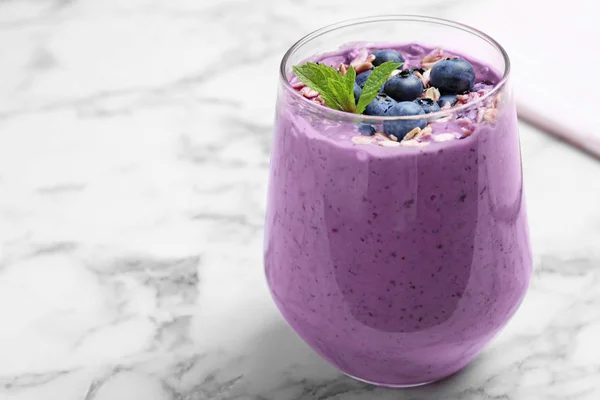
[265,43,531,386]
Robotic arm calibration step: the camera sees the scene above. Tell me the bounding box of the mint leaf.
[292,63,355,112]
[296,63,343,110]
[344,66,356,109]
[293,60,401,114]
[356,61,402,114]
[328,77,354,112]
[292,63,327,92]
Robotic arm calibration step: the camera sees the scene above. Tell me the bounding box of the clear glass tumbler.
[264,15,532,387]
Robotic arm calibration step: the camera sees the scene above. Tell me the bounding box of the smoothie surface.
[289,43,504,149]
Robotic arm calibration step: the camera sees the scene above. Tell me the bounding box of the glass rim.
[279,15,511,122]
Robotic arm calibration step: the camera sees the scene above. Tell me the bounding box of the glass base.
[343,372,435,388]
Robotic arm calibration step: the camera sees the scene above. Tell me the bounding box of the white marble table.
[1,1,599,399]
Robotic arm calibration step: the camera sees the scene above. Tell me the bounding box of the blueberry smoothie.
[265,40,531,386]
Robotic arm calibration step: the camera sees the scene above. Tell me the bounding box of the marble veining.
[0,0,599,399]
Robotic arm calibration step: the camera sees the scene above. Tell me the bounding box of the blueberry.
[358,124,376,136]
[414,98,440,114]
[383,101,427,139]
[363,94,397,116]
[383,70,424,102]
[430,58,475,94]
[354,82,362,104]
[438,94,458,108]
[372,50,405,67]
[355,70,372,88]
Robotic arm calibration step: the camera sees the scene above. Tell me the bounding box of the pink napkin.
[456,0,600,157]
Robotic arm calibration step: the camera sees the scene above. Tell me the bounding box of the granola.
[291,44,502,148]
[422,87,441,102]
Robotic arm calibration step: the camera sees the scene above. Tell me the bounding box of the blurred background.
[0,0,599,399]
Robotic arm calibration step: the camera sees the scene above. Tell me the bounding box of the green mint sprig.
[292,60,402,114]
[293,62,356,112]
[355,61,401,113]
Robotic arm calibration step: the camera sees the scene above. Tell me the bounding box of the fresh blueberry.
[358,124,376,136]
[383,101,427,139]
[354,82,362,104]
[383,70,424,102]
[437,94,458,108]
[355,70,372,88]
[372,50,405,67]
[363,94,397,116]
[430,58,475,93]
[414,98,440,114]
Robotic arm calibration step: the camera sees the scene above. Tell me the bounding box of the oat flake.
[352,136,376,145]
[403,127,421,141]
[423,87,441,101]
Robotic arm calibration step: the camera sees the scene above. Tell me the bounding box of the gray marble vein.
[0,0,599,399]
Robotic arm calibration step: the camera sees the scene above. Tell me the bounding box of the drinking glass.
[264,15,532,387]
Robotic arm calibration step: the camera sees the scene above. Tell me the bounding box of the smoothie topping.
[355,70,373,88]
[372,49,405,66]
[415,98,441,114]
[383,70,424,101]
[355,62,403,114]
[379,140,402,147]
[403,126,422,141]
[421,48,446,69]
[352,135,377,145]
[417,126,433,140]
[405,125,433,141]
[484,106,498,122]
[430,58,476,93]
[422,87,441,102]
[358,123,377,136]
[438,94,458,108]
[411,69,428,87]
[363,94,396,116]
[350,48,377,73]
[383,101,427,139]
[293,60,401,114]
[291,45,501,147]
